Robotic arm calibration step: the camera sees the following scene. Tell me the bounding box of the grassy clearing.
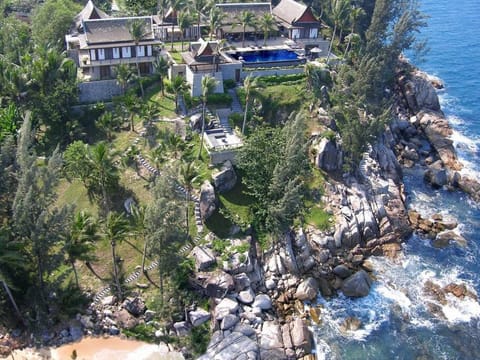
[304,206,331,230]
[56,179,98,216]
[303,167,332,230]
[205,180,254,238]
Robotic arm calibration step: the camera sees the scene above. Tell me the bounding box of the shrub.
[207,93,232,106]
[257,73,306,86]
[223,79,236,90]
[229,113,243,129]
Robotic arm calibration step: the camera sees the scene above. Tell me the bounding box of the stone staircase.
[228,88,243,114]
[93,122,205,305]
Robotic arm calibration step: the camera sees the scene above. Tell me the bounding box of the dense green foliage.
[237,113,310,235]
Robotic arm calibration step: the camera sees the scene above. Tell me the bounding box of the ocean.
[313,1,480,358]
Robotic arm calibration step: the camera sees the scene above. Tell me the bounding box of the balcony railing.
[81,56,157,67]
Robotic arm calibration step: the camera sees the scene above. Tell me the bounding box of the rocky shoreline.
[2,63,478,359]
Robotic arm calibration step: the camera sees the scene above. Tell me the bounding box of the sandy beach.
[4,337,184,360]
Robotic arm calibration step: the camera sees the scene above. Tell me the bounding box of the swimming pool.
[230,49,301,63]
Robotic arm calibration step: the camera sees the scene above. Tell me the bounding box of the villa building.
[178,39,242,97]
[66,1,162,81]
[272,0,321,44]
[214,2,275,42]
[152,7,205,42]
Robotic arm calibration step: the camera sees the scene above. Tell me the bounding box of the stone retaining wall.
[78,80,123,103]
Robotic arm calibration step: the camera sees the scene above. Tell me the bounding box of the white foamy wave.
[315,287,392,341]
[442,295,480,323]
[313,339,332,360]
[447,114,465,126]
[451,129,479,154]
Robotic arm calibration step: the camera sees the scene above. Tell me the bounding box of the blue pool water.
[230,49,300,63]
[313,1,480,358]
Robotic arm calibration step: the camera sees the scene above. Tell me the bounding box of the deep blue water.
[230,49,300,63]
[313,1,480,358]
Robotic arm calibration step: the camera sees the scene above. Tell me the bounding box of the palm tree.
[64,211,99,289]
[153,56,169,96]
[115,64,134,95]
[128,19,149,98]
[208,6,225,40]
[123,92,140,132]
[191,0,207,39]
[343,6,365,58]
[178,11,192,51]
[241,74,258,135]
[211,38,226,75]
[157,0,170,28]
[140,99,160,128]
[259,13,276,46]
[129,205,152,279]
[103,212,129,300]
[198,75,218,159]
[236,10,257,47]
[169,0,186,50]
[0,230,24,323]
[179,161,200,239]
[88,143,119,215]
[168,75,190,113]
[326,0,350,64]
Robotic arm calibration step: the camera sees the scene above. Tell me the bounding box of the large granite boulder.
[315,137,342,172]
[417,111,462,171]
[189,308,211,327]
[191,246,216,271]
[260,321,284,350]
[341,270,372,297]
[200,180,217,220]
[214,298,239,320]
[401,71,441,113]
[190,113,203,131]
[424,168,448,188]
[124,297,146,317]
[198,330,259,360]
[212,160,237,193]
[294,277,319,301]
[252,294,272,310]
[290,318,312,356]
[205,271,235,298]
[115,309,139,329]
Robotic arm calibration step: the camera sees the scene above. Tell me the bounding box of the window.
[113,48,120,59]
[90,49,96,61]
[136,45,145,57]
[122,46,131,58]
[147,45,152,56]
[309,28,318,39]
[98,48,105,60]
[292,29,300,40]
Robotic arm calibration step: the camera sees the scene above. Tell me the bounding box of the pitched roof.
[73,0,109,33]
[191,39,219,57]
[83,16,155,45]
[273,0,314,24]
[215,2,272,24]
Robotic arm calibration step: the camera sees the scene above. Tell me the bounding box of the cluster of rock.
[77,295,156,337]
[188,232,314,359]
[199,160,237,221]
[408,210,466,248]
[423,280,478,318]
[395,65,480,201]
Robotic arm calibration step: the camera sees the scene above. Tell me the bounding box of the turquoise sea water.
[313,1,480,358]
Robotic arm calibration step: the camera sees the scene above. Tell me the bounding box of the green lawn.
[205,179,254,238]
[56,179,98,216]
